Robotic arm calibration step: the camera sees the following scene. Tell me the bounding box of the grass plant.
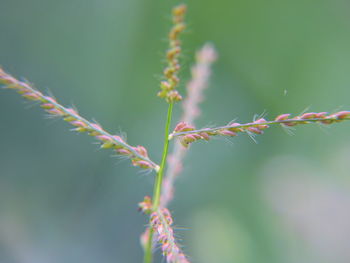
[1,3,349,263]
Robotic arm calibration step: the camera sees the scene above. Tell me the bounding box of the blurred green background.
[1,0,350,262]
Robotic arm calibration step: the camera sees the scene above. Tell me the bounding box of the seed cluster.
[157,4,187,103]
[139,196,189,262]
[171,111,350,147]
[150,208,189,263]
[0,68,158,171]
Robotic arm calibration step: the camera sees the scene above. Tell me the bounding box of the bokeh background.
[1,0,350,262]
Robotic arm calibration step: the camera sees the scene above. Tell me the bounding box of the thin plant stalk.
[144,102,174,263]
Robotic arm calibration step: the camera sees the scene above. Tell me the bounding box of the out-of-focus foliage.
[1,0,350,262]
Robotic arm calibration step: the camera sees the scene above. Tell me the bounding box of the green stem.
[153,102,174,208]
[143,227,154,263]
[144,102,174,263]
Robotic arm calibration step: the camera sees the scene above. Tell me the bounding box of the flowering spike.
[169,111,350,147]
[149,208,189,263]
[157,4,187,103]
[0,68,159,171]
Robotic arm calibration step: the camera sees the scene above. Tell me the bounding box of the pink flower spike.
[1,68,158,172]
